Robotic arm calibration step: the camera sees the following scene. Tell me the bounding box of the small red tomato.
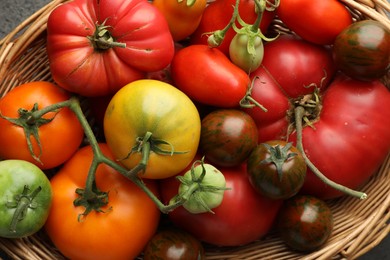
[200,109,258,167]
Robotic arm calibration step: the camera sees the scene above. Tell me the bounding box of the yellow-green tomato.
[103,79,201,179]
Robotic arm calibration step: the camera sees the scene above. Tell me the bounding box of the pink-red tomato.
[276,0,353,45]
[47,0,174,96]
[0,81,84,170]
[160,159,283,246]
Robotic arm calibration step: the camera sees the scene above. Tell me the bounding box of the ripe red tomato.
[47,0,175,96]
[244,35,336,142]
[190,0,276,55]
[171,44,251,108]
[288,75,390,199]
[160,161,283,246]
[276,0,353,45]
[0,81,84,170]
[45,144,160,260]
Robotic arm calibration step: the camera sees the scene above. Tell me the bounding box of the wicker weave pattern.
[0,0,389,259]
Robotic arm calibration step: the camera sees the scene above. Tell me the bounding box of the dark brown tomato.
[277,195,333,252]
[333,20,390,81]
[199,109,258,167]
[143,228,205,260]
[246,140,306,200]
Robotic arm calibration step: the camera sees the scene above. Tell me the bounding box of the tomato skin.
[276,0,353,45]
[160,162,283,246]
[143,228,205,260]
[0,81,84,170]
[200,109,258,167]
[190,0,275,55]
[47,0,174,96]
[45,144,160,260]
[247,141,306,200]
[0,160,52,238]
[104,79,201,179]
[277,195,333,251]
[171,44,250,107]
[244,35,336,143]
[289,75,390,199]
[153,0,207,41]
[333,20,390,81]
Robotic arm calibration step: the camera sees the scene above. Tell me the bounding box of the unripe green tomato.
[179,163,226,214]
[229,33,264,73]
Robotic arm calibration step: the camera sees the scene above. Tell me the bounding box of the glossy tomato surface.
[0,81,84,170]
[200,109,258,167]
[171,44,250,108]
[47,0,174,96]
[277,195,333,251]
[333,20,390,80]
[160,162,283,246]
[143,228,205,260]
[45,144,160,260]
[104,79,201,179]
[277,0,352,45]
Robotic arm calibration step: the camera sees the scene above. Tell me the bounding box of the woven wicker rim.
[0,0,389,259]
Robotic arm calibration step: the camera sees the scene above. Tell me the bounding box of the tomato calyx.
[0,103,58,164]
[87,20,126,51]
[169,157,229,214]
[261,142,297,180]
[6,185,42,233]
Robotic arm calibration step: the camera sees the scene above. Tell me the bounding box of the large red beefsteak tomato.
[46,0,175,97]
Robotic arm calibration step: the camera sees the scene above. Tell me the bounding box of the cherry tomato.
[277,195,333,251]
[247,140,306,200]
[45,144,160,260]
[200,109,258,167]
[333,20,390,81]
[143,228,205,260]
[276,0,353,45]
[0,81,84,170]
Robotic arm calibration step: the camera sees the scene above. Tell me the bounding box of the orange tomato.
[45,144,161,260]
[0,81,83,169]
[153,0,207,41]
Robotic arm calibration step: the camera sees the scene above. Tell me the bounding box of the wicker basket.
[0,0,389,259]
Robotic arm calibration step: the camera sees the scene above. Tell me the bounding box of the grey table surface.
[0,0,389,259]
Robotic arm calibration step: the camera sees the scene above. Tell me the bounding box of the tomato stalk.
[19,97,206,216]
[293,105,367,200]
[6,185,41,233]
[207,0,240,47]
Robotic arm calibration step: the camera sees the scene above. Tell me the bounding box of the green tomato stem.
[28,97,186,217]
[294,106,367,200]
